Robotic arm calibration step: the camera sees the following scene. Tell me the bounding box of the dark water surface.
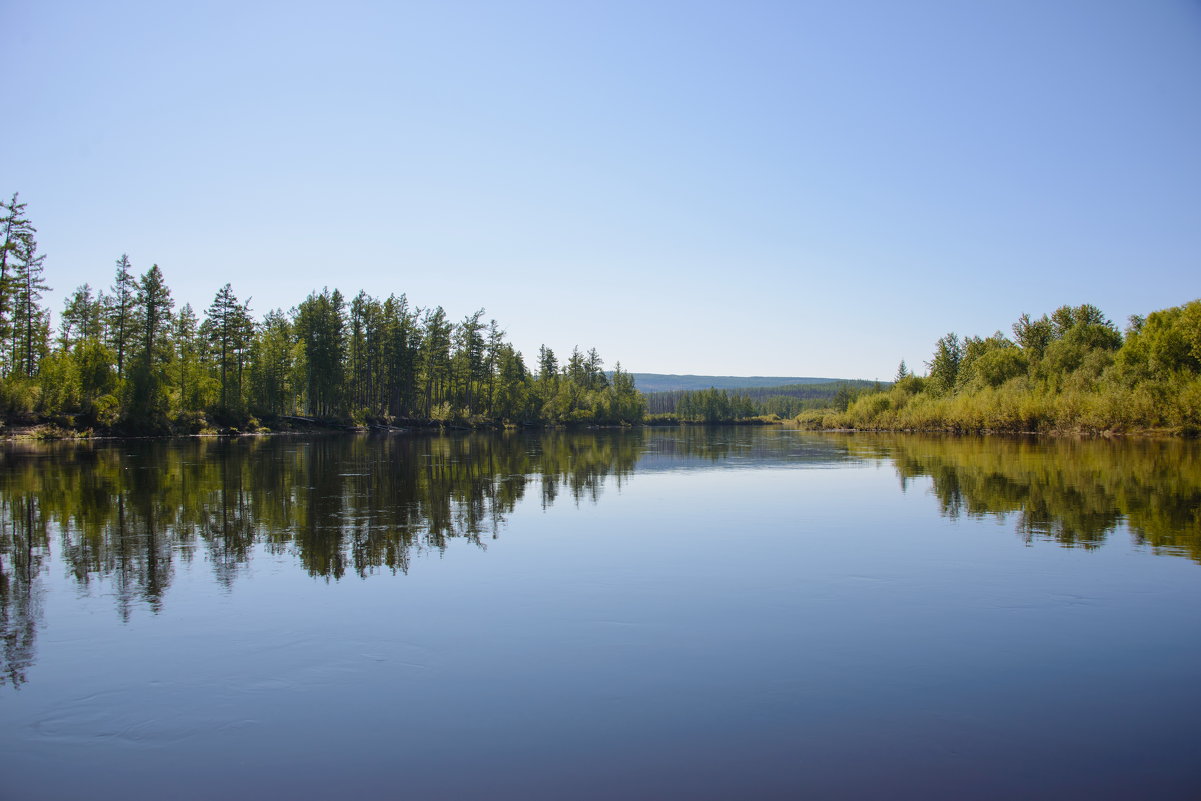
[2,429,1199,800]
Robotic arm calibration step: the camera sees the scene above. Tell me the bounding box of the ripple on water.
[30,685,260,748]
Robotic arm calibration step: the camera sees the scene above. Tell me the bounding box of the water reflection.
[848,435,1201,561]
[2,429,1199,688]
[0,494,45,688]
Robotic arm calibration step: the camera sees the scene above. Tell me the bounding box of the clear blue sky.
[4,0,1199,380]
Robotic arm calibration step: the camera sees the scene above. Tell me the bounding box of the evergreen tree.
[606,362,645,423]
[537,345,557,382]
[203,284,253,414]
[247,308,294,418]
[0,194,37,375]
[535,345,559,419]
[453,309,486,415]
[106,254,137,378]
[124,264,174,428]
[293,288,347,417]
[585,348,608,391]
[380,294,419,419]
[8,230,50,378]
[347,290,372,415]
[491,344,528,422]
[926,332,962,395]
[484,319,504,416]
[59,284,104,351]
[418,306,452,418]
[566,346,587,386]
[173,303,210,417]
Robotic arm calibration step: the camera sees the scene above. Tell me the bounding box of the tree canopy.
[0,193,646,432]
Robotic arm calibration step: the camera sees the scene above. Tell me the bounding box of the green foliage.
[246,308,295,418]
[106,254,137,378]
[0,208,648,430]
[802,299,1200,435]
[34,350,80,420]
[957,333,1025,389]
[672,388,757,422]
[1012,312,1054,359]
[1,194,42,379]
[1117,300,1201,380]
[294,288,347,418]
[76,338,118,419]
[202,284,253,415]
[0,377,36,420]
[59,284,104,350]
[925,332,962,395]
[121,264,174,431]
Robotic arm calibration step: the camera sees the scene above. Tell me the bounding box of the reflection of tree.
[0,494,48,688]
[0,430,647,623]
[4,429,1198,686]
[851,435,1201,562]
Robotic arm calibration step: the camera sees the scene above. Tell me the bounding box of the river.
[2,429,1198,799]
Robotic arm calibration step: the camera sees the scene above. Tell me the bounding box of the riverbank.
[793,376,1201,438]
[793,422,1192,438]
[1,412,793,440]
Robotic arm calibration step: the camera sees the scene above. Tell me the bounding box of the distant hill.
[623,374,847,393]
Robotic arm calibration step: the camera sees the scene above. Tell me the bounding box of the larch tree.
[9,230,50,378]
[107,254,137,378]
[204,284,253,413]
[59,284,104,351]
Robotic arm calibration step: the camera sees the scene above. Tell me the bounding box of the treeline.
[646,380,882,419]
[0,194,645,433]
[798,301,1201,434]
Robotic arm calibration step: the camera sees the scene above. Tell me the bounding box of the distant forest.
[646,380,881,420]
[0,193,644,432]
[626,373,843,393]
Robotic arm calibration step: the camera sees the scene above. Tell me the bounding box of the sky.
[3,0,1199,380]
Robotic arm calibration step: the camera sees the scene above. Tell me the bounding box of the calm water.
[2,429,1199,800]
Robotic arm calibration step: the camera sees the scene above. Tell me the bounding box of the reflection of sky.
[635,430,867,473]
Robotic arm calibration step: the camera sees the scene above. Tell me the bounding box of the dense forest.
[798,301,1201,434]
[0,194,645,433]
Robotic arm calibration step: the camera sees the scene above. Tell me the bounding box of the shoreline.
[3,419,1194,442]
